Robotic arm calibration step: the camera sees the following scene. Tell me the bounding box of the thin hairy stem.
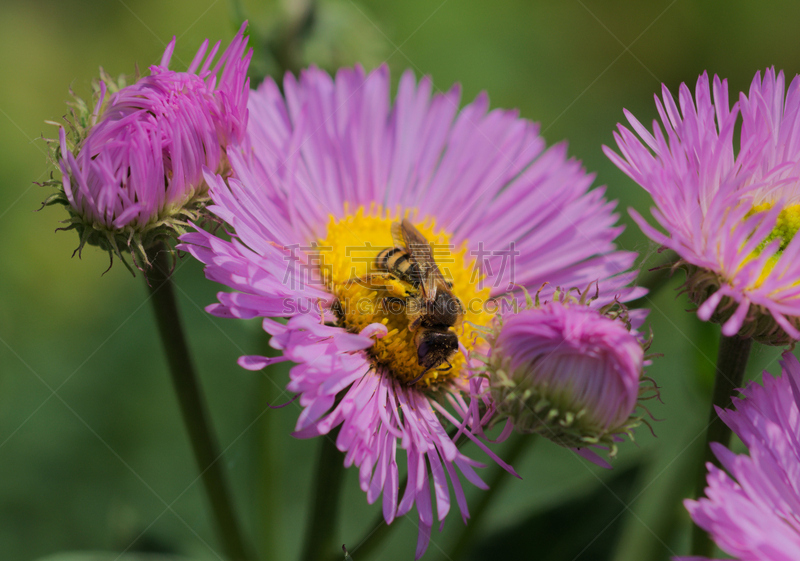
[145,243,254,561]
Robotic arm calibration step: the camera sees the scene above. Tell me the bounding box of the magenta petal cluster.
[259,315,490,553]
[55,24,251,261]
[605,68,800,344]
[476,294,647,465]
[682,352,800,560]
[181,65,642,557]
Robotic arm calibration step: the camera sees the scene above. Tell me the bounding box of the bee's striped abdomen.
[376,247,422,287]
[377,247,402,270]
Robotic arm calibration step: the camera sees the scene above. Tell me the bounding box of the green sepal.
[470,282,657,460]
[681,260,798,345]
[41,68,215,275]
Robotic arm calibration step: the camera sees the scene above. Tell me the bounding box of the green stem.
[144,244,254,561]
[301,431,346,561]
[257,353,281,560]
[690,332,752,557]
[449,434,533,561]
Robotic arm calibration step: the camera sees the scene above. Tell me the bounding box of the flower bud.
[474,288,653,459]
[45,23,251,270]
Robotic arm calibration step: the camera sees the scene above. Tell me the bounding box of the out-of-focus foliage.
[37,554,192,561]
[236,0,388,83]
[469,465,641,561]
[1,0,797,560]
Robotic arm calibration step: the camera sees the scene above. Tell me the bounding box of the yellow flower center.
[316,205,493,388]
[746,203,800,285]
[750,202,800,251]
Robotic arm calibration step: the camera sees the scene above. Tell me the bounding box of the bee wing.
[399,219,441,302]
[429,257,454,296]
[389,220,426,289]
[390,221,406,251]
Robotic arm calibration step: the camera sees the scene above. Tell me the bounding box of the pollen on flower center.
[741,202,800,288]
[316,205,492,388]
[750,202,800,252]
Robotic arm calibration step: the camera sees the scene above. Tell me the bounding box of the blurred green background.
[1,0,798,559]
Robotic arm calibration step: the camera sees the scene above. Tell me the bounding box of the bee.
[375,219,465,384]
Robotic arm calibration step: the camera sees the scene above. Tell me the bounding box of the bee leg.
[435,360,453,372]
[406,366,433,386]
[408,315,423,332]
[407,358,453,386]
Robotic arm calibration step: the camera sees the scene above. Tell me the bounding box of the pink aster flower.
[680,352,800,560]
[50,23,251,267]
[605,68,800,345]
[181,65,641,557]
[471,288,652,468]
